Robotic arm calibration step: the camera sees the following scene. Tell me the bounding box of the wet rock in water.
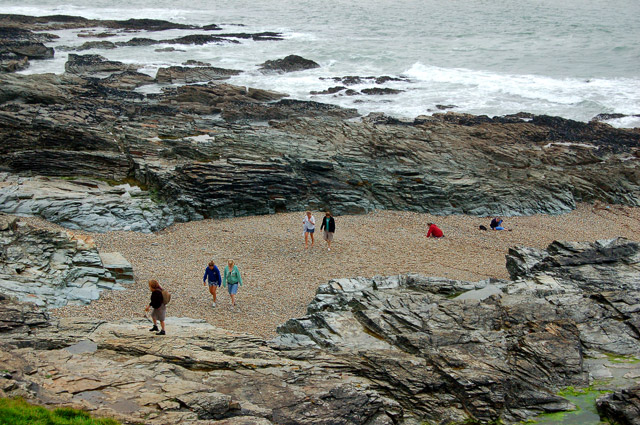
[360,87,404,95]
[322,75,410,85]
[115,37,159,47]
[259,54,320,73]
[182,59,211,67]
[168,34,235,45]
[310,86,347,95]
[597,386,640,425]
[436,104,457,110]
[0,54,29,73]
[66,40,117,51]
[0,214,135,308]
[217,31,284,41]
[65,53,137,75]
[155,66,242,84]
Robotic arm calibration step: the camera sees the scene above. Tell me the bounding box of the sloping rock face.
[597,386,640,425]
[0,215,133,308]
[277,237,640,423]
[0,238,638,424]
[0,174,181,232]
[0,72,638,231]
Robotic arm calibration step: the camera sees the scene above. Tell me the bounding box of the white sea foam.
[4,0,640,127]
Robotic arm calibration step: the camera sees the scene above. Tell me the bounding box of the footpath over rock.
[0,237,638,424]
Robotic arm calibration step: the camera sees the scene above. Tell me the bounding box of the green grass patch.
[0,397,121,425]
[604,353,639,364]
[517,386,613,425]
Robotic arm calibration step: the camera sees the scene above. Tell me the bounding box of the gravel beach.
[48,203,640,338]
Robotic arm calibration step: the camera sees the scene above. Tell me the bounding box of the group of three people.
[145,260,243,336]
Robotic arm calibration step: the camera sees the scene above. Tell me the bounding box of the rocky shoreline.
[0,11,639,425]
[1,14,639,233]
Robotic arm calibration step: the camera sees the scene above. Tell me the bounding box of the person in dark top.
[203,260,221,308]
[145,279,166,335]
[320,211,336,251]
[490,217,505,230]
[426,223,444,238]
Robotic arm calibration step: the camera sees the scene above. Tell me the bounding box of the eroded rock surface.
[0,215,133,308]
[0,62,638,231]
[0,238,638,424]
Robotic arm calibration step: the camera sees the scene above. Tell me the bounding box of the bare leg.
[327,238,332,250]
[310,232,314,247]
[230,293,236,306]
[304,232,309,249]
[160,321,165,331]
[208,285,217,303]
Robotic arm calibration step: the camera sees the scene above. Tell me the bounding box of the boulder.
[259,55,320,73]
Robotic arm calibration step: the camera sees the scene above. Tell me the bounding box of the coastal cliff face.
[1,237,639,425]
[0,70,638,232]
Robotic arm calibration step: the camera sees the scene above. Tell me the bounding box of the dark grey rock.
[597,386,640,425]
[259,55,320,73]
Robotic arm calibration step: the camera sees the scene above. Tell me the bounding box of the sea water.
[2,0,639,127]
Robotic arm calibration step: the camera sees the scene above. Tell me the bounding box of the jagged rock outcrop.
[0,238,638,424]
[597,386,640,425]
[65,53,138,75]
[0,70,638,231]
[259,55,320,73]
[155,66,242,84]
[276,237,640,423]
[0,215,134,308]
[0,175,181,233]
[0,26,57,72]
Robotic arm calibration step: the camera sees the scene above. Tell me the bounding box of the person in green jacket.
[223,259,243,308]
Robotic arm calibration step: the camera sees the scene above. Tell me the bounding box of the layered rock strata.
[0,215,133,308]
[0,70,638,231]
[0,238,638,424]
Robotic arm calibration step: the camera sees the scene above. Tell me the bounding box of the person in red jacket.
[426,222,444,238]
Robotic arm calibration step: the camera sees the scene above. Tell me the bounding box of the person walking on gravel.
[145,279,166,335]
[320,211,336,251]
[203,260,221,307]
[303,211,316,249]
[223,259,243,308]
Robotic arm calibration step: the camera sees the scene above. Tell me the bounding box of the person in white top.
[302,210,316,249]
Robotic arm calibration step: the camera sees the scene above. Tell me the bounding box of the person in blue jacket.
[203,260,221,307]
